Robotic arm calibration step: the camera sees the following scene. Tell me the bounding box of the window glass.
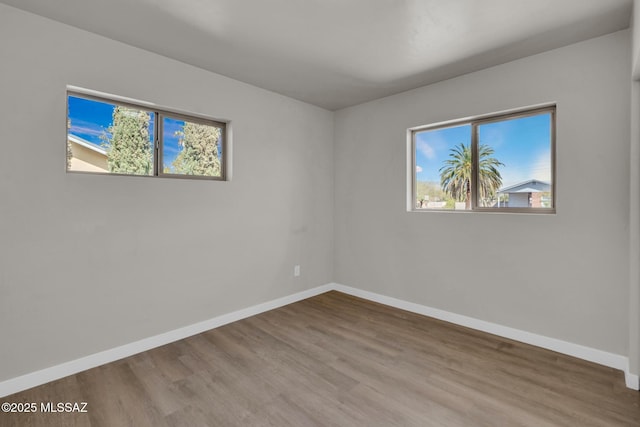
[415,124,471,210]
[161,116,223,178]
[67,95,154,176]
[478,113,553,209]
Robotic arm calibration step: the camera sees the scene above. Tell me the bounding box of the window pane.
[478,113,553,209]
[161,116,223,178]
[415,124,472,210]
[67,95,154,175]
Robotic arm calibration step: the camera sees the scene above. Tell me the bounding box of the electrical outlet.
[294,265,300,277]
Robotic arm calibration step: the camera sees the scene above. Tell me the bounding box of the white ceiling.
[1,0,633,110]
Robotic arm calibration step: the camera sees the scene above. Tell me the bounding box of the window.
[66,91,226,180]
[411,105,555,213]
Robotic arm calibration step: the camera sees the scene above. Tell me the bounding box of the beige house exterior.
[68,134,107,172]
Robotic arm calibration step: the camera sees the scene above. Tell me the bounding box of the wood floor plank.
[1,291,638,426]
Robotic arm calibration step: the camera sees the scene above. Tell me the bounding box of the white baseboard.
[330,283,640,391]
[0,284,333,398]
[626,369,640,390]
[2,282,637,397]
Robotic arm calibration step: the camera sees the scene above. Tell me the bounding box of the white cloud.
[70,124,106,137]
[416,140,435,159]
[416,165,423,173]
[531,151,551,182]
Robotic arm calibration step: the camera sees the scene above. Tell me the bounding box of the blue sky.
[161,117,184,167]
[415,113,552,189]
[68,95,183,168]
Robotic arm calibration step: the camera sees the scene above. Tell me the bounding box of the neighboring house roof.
[68,134,107,156]
[498,179,550,193]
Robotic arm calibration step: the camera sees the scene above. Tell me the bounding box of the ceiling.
[0,0,633,110]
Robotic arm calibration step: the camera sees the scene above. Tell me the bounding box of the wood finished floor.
[1,291,639,426]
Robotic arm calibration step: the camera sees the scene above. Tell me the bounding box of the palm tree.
[439,143,503,209]
[477,144,504,207]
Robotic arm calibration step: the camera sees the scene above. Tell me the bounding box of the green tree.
[105,107,152,175]
[172,122,221,177]
[415,181,452,208]
[477,144,504,207]
[439,143,503,209]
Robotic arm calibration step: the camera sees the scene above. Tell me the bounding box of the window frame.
[410,105,556,214]
[66,90,227,181]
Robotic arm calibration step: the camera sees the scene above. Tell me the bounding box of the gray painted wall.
[630,0,640,375]
[0,5,334,382]
[630,81,639,375]
[334,30,631,356]
[634,0,640,79]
